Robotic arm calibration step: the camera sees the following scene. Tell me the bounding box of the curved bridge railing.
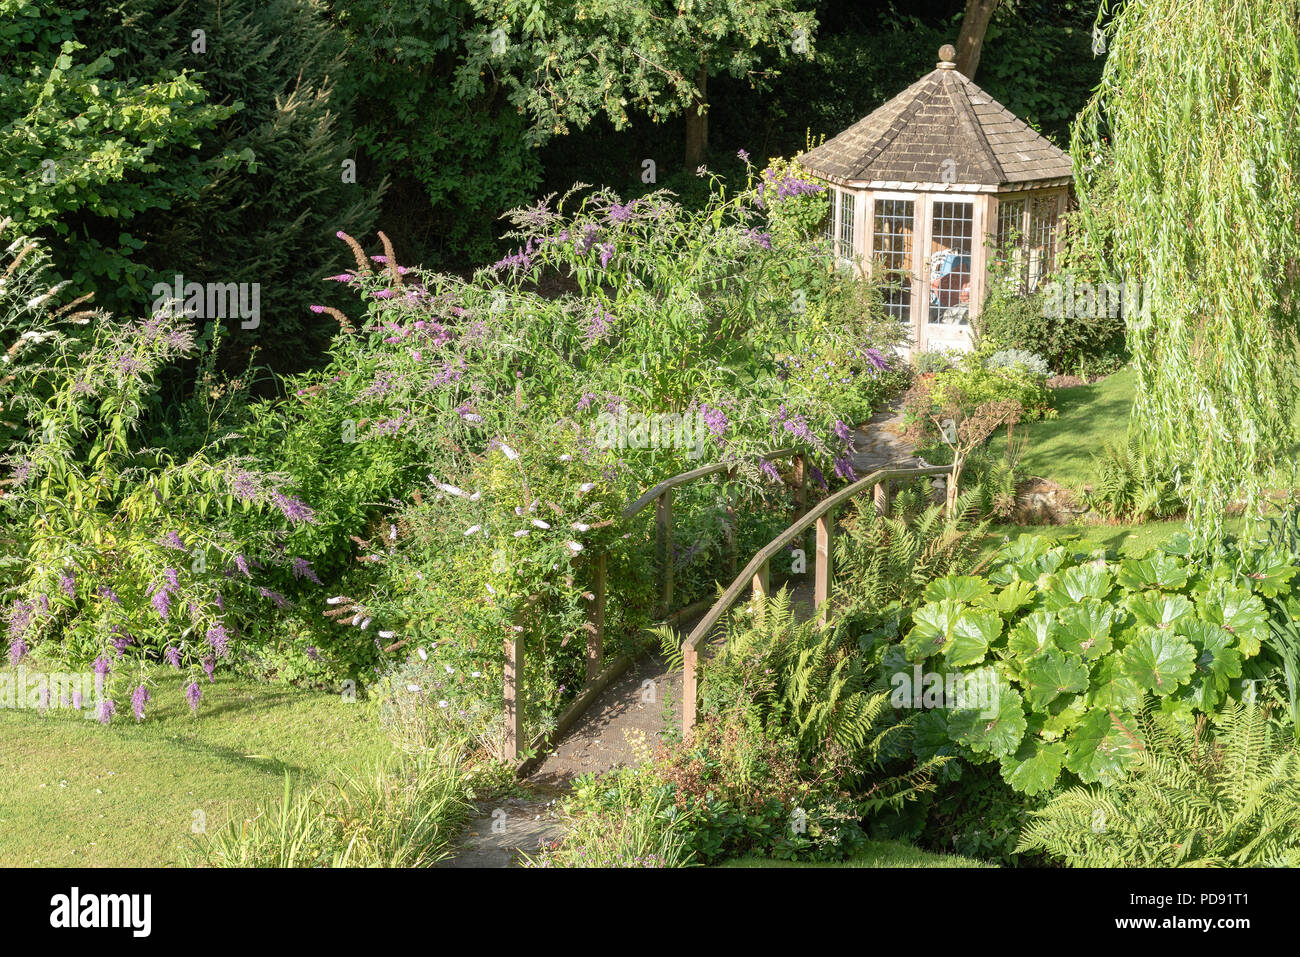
[679,463,954,736]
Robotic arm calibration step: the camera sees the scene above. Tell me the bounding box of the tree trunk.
[954,0,999,79]
[684,65,708,170]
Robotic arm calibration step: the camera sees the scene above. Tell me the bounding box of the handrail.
[679,462,954,735]
[620,447,799,520]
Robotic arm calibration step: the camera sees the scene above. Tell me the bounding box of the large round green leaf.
[1024,650,1090,709]
[1043,563,1113,610]
[1052,599,1117,661]
[1065,707,1140,785]
[947,679,1026,759]
[999,737,1067,795]
[1121,628,1197,694]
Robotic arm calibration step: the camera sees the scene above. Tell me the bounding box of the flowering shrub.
[233,171,912,748]
[0,307,314,719]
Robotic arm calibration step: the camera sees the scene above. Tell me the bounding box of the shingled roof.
[800,46,1072,189]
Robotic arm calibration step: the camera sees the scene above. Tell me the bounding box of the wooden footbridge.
[503,448,953,769]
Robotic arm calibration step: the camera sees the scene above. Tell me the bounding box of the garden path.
[848,399,924,474]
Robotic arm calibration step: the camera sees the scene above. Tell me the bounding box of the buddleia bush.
[0,305,317,721]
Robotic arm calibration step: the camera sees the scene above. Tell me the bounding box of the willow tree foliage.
[1073,0,1300,544]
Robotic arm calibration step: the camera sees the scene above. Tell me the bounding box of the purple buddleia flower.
[746,228,772,250]
[96,699,115,725]
[202,656,216,682]
[833,456,858,482]
[233,555,252,578]
[131,685,150,721]
[8,637,27,666]
[161,530,186,551]
[737,148,750,163]
[759,460,781,483]
[7,599,33,640]
[98,586,120,604]
[206,623,230,658]
[492,237,536,272]
[185,681,202,714]
[214,592,224,611]
[163,568,180,592]
[290,557,321,584]
[58,571,75,599]
[231,470,258,503]
[775,405,817,445]
[834,420,853,445]
[93,655,111,678]
[258,587,289,609]
[810,466,829,491]
[164,646,182,669]
[700,404,728,440]
[272,492,316,524]
[863,347,891,372]
[583,309,614,346]
[597,243,615,270]
[306,646,320,662]
[607,201,635,223]
[576,392,597,412]
[150,588,171,620]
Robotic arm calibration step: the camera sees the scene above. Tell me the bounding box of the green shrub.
[1017,702,1300,866]
[524,759,697,868]
[926,354,1054,423]
[912,349,956,375]
[984,348,1050,378]
[1084,437,1185,522]
[893,531,1295,796]
[976,239,1126,377]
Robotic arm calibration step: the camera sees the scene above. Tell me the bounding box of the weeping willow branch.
[1073,0,1300,546]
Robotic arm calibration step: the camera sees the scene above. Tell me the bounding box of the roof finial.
[938,44,957,69]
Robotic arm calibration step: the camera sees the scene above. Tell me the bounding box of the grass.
[980,519,1192,557]
[718,839,991,868]
[988,365,1136,490]
[0,660,391,867]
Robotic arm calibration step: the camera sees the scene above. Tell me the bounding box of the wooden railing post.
[656,488,674,617]
[504,614,524,761]
[873,477,892,515]
[752,558,770,622]
[723,468,738,581]
[586,551,607,684]
[791,453,807,522]
[815,507,835,626]
[682,643,698,736]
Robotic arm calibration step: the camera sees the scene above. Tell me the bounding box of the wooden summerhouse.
[799,44,1073,354]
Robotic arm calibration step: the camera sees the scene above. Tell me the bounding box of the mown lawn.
[0,661,389,867]
[988,365,1136,490]
[719,839,991,868]
[980,519,1193,557]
